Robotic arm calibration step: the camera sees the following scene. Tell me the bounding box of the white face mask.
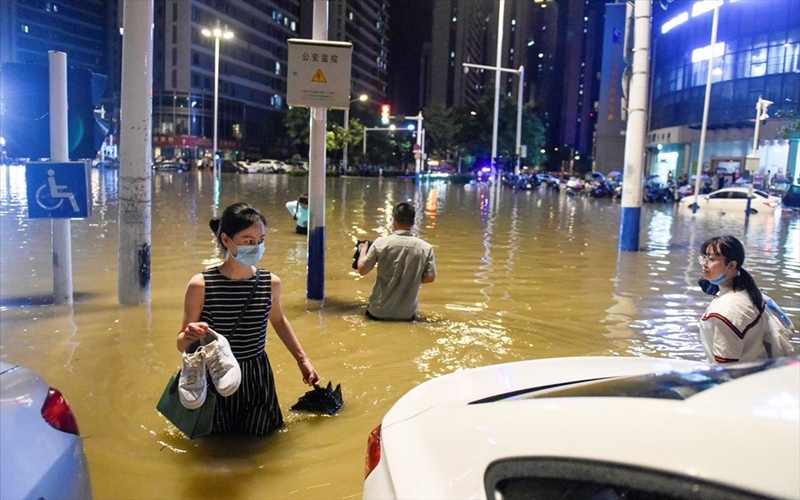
[231,242,264,267]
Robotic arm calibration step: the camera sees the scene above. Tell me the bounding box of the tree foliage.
[282,88,547,170]
[455,87,546,170]
[420,102,461,161]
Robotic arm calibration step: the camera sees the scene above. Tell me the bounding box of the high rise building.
[645,0,799,184]
[0,0,108,74]
[147,0,304,161]
[328,0,390,103]
[424,0,605,171]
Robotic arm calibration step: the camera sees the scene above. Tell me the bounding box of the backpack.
[762,295,797,358]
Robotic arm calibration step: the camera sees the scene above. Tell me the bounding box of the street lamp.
[201,23,234,176]
[463,62,525,176]
[343,94,368,174]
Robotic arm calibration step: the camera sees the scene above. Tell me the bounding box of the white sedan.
[679,186,782,215]
[254,158,286,173]
[363,356,799,500]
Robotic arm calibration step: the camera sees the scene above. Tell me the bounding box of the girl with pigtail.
[696,235,771,363]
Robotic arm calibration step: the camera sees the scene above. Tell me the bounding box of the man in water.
[285,193,308,234]
[356,202,436,321]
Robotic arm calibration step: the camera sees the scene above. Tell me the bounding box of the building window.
[20,24,30,33]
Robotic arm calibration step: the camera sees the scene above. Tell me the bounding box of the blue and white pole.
[306,0,328,300]
[619,0,651,252]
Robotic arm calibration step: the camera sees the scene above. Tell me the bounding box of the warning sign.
[287,39,352,109]
[311,70,327,83]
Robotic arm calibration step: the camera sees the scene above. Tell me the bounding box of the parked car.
[254,159,286,173]
[363,356,799,500]
[91,158,119,169]
[1,361,93,499]
[151,160,189,172]
[236,160,260,174]
[782,183,800,211]
[678,186,781,215]
[220,159,242,173]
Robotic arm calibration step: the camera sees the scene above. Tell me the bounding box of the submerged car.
[0,361,93,499]
[151,160,189,172]
[678,186,781,215]
[782,183,800,211]
[363,356,799,500]
[254,159,286,173]
[769,177,792,195]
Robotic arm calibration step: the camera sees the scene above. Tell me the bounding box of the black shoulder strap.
[231,270,260,335]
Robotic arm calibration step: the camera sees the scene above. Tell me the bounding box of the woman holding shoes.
[176,201,320,435]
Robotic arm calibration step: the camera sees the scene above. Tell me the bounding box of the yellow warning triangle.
[311,69,327,83]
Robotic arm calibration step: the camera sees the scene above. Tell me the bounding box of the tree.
[456,86,547,170]
[285,107,369,166]
[284,107,310,151]
[421,102,461,162]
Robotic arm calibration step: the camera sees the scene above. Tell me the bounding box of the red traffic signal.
[381,104,391,124]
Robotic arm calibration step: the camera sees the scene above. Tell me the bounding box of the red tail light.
[41,388,80,435]
[365,424,382,478]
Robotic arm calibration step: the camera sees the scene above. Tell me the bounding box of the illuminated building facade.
[647,0,799,184]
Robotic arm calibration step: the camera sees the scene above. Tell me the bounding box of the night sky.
[388,0,433,115]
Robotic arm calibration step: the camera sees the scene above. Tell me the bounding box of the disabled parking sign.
[25,162,91,219]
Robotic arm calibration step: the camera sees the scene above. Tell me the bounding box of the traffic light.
[0,62,105,160]
[381,104,391,125]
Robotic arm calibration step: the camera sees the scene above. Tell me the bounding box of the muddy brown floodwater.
[1,166,798,499]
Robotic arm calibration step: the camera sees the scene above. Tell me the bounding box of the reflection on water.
[1,165,798,498]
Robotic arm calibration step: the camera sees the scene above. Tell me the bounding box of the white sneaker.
[178,347,207,409]
[203,329,241,397]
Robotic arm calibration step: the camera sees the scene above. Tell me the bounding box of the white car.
[363,356,799,500]
[236,160,260,174]
[254,158,285,173]
[1,361,93,499]
[679,186,782,215]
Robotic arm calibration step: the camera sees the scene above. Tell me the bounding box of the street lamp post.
[201,23,233,176]
[343,94,368,174]
[463,62,525,176]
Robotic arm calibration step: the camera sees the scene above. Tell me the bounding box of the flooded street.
[1,165,799,499]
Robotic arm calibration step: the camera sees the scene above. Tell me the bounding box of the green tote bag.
[156,370,216,439]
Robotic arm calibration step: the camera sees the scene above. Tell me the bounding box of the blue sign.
[25,162,91,219]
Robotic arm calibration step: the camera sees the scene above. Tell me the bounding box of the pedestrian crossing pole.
[619,0,650,252]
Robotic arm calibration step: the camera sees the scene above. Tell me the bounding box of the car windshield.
[470,358,796,404]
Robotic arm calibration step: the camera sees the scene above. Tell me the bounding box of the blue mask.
[232,242,264,267]
[709,272,728,286]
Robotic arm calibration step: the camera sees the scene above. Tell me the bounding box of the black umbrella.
[291,381,344,415]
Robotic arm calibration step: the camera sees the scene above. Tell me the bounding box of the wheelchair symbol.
[35,169,80,212]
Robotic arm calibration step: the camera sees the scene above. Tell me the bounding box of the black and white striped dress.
[201,267,284,435]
